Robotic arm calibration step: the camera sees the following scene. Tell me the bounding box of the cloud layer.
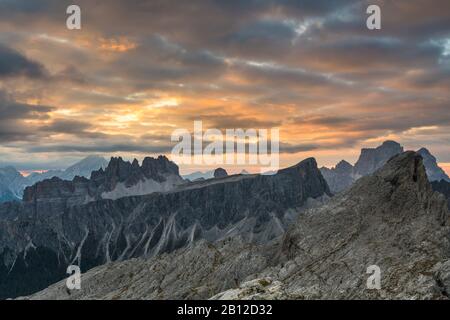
[0,0,449,171]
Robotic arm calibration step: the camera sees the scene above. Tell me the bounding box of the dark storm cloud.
[225,19,296,44]
[407,68,450,89]
[105,35,227,90]
[0,0,53,13]
[279,142,320,153]
[0,44,47,78]
[0,90,52,120]
[292,116,353,127]
[0,0,450,169]
[292,98,450,135]
[40,119,92,134]
[300,0,450,41]
[0,90,53,142]
[292,37,444,72]
[63,89,141,106]
[26,142,175,154]
[36,119,118,140]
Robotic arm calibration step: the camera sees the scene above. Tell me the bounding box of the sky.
[0,0,449,174]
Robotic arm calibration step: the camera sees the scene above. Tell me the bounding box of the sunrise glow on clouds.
[0,0,449,174]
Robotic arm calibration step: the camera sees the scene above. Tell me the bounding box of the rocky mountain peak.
[335,160,353,173]
[286,157,318,172]
[418,147,433,157]
[381,140,402,149]
[354,140,404,177]
[213,168,228,178]
[131,158,140,169]
[417,148,450,182]
[141,155,179,178]
[341,151,448,227]
[275,152,450,298]
[22,155,184,206]
[377,151,429,190]
[319,159,354,194]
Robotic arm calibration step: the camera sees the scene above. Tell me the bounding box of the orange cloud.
[99,37,137,52]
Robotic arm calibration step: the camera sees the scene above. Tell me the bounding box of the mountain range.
[1,141,450,300]
[320,140,450,193]
[0,156,329,299]
[0,156,108,203]
[22,152,450,300]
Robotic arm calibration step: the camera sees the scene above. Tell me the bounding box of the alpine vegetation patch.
[171,121,279,174]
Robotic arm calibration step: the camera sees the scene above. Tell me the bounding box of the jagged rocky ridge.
[0,157,330,299]
[321,141,449,193]
[22,156,183,206]
[24,152,450,300]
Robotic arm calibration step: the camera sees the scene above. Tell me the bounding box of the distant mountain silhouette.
[321,141,448,193]
[0,156,108,203]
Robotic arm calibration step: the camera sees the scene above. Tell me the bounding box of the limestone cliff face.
[24,152,450,300]
[0,157,330,299]
[353,140,404,177]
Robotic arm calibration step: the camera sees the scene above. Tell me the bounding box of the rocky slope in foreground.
[1,158,329,299]
[25,152,450,300]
